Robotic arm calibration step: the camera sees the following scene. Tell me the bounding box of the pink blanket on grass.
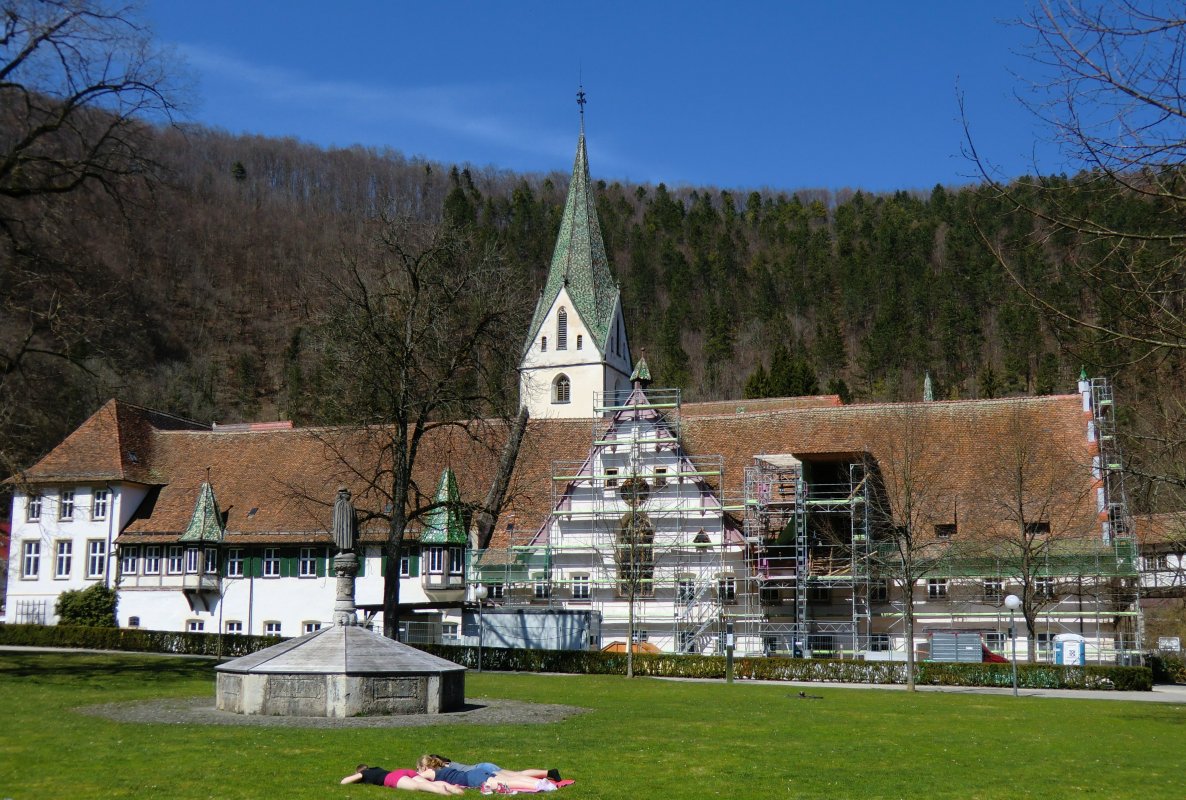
[487,780,575,794]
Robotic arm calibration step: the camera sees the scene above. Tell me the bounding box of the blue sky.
[146,1,1064,193]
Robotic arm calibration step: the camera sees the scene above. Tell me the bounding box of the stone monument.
[214,486,465,717]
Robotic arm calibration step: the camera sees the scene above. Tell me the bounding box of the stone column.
[333,551,359,626]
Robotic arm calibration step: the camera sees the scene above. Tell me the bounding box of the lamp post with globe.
[470,584,489,672]
[1005,594,1022,696]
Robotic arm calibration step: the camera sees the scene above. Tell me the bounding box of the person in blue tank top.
[416,755,561,792]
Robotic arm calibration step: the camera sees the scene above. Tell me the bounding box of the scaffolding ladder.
[1089,376,1143,654]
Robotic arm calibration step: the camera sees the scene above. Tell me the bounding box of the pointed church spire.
[523,95,619,356]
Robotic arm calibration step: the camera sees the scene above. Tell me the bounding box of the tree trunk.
[903,593,917,691]
[383,537,403,639]
[475,406,529,549]
[626,583,635,678]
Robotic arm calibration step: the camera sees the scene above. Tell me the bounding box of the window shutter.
[249,552,262,578]
[357,548,366,577]
[380,554,387,577]
[281,552,297,578]
[409,551,420,578]
[316,549,326,578]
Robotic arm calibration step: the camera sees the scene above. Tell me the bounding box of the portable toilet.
[1054,633,1086,665]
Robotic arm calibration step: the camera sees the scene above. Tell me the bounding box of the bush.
[54,584,118,627]
[1146,653,1186,684]
[415,644,1152,691]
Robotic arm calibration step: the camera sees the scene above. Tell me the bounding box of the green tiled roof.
[179,481,224,542]
[630,356,652,383]
[523,124,620,356]
[419,468,468,544]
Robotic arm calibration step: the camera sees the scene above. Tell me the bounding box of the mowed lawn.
[0,651,1182,800]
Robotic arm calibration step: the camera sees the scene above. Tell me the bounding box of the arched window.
[576,334,583,350]
[553,374,571,404]
[541,336,547,352]
[557,307,568,350]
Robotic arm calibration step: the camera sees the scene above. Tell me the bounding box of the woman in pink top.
[341,764,464,794]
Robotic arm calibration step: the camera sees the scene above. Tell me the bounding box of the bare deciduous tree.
[973,401,1105,661]
[1,0,180,474]
[865,407,957,690]
[965,1,1186,509]
[312,217,529,639]
[967,2,1186,354]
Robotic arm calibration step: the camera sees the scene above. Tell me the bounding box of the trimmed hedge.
[0,623,283,658]
[416,644,1153,691]
[0,624,1151,691]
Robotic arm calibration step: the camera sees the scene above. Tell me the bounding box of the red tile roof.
[683,394,1102,542]
[24,394,1106,549]
[681,395,843,417]
[1135,512,1186,547]
[17,400,208,485]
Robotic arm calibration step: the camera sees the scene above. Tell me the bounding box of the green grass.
[0,651,1182,799]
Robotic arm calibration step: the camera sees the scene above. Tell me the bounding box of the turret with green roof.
[179,481,224,543]
[419,468,468,545]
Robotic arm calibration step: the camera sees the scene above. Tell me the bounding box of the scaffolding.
[470,387,739,654]
[468,376,1143,660]
[1090,376,1143,652]
[742,456,873,657]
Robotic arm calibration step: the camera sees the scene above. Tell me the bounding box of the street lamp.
[470,584,489,672]
[1004,594,1021,697]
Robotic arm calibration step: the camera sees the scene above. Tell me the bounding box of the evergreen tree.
[743,364,772,399]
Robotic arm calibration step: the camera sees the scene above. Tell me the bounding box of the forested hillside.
[3,121,1181,510]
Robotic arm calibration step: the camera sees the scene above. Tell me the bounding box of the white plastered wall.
[519,288,632,418]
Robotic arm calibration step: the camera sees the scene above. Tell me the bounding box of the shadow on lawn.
[0,652,217,684]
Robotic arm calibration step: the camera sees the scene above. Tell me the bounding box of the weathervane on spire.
[577,84,587,117]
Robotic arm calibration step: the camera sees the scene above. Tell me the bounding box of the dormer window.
[541,336,547,352]
[553,374,571,404]
[557,307,568,350]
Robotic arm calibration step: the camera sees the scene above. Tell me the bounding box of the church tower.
[519,98,632,417]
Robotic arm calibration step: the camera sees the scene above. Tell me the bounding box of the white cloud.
[174,43,606,168]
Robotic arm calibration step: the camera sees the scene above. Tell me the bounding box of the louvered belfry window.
[554,374,571,404]
[557,307,568,350]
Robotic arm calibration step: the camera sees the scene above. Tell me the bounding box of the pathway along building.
[3,116,1144,663]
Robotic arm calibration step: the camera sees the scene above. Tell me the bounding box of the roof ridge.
[681,393,1080,421]
[107,397,210,430]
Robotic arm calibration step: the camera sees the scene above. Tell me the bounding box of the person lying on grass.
[415,754,558,792]
[425,754,562,784]
[341,764,464,794]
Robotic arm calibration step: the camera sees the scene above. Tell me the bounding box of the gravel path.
[80,695,588,728]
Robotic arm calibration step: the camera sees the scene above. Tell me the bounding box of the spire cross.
[577,86,587,116]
